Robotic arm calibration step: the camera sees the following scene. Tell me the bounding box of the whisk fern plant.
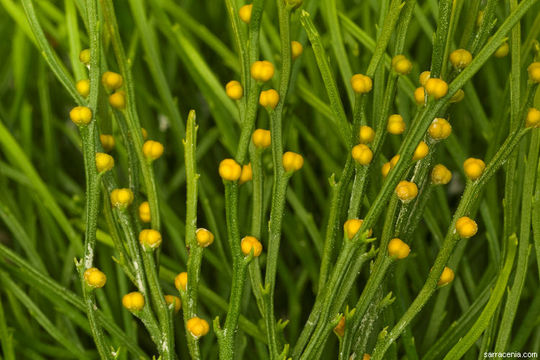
[0,0,539,359]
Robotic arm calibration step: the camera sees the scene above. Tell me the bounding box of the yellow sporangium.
[351,144,373,165]
[251,60,275,82]
[84,267,107,288]
[110,188,134,208]
[141,127,148,140]
[259,89,279,109]
[412,141,429,161]
[428,118,452,140]
[419,71,431,86]
[395,181,418,202]
[463,158,485,180]
[76,79,90,98]
[139,201,151,223]
[363,355,371,360]
[142,140,164,161]
[387,238,410,259]
[252,129,271,148]
[450,89,465,103]
[291,41,303,60]
[95,152,114,173]
[525,108,540,128]
[187,317,210,338]
[351,74,373,94]
[122,292,145,311]
[358,125,375,144]
[239,163,253,184]
[431,164,452,185]
[425,78,448,99]
[109,91,126,109]
[175,272,188,291]
[392,55,412,75]
[101,71,123,90]
[382,155,400,178]
[494,42,509,58]
[238,4,252,23]
[139,229,162,250]
[225,80,243,100]
[456,216,478,238]
[79,49,91,65]
[282,151,304,172]
[414,87,426,105]
[437,267,455,286]
[343,219,372,239]
[527,62,540,83]
[100,134,115,151]
[219,158,242,181]
[164,295,181,313]
[449,49,472,69]
[241,236,263,257]
[69,106,92,126]
[196,228,214,248]
[334,316,345,337]
[387,114,406,135]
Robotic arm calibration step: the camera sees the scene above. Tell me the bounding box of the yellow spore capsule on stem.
[351,74,373,94]
[252,129,271,148]
[463,158,485,180]
[351,144,373,165]
[196,228,214,248]
[164,295,181,313]
[239,163,253,184]
[358,125,375,144]
[250,60,275,82]
[527,62,540,83]
[69,106,93,126]
[291,41,303,60]
[334,317,346,337]
[100,134,115,151]
[225,80,243,100]
[187,317,210,338]
[494,42,509,58]
[419,71,431,86]
[425,78,449,99]
[76,79,90,98]
[79,49,91,65]
[456,216,478,238]
[392,55,412,75]
[241,236,263,256]
[363,355,371,360]
[238,4,252,24]
[259,89,279,109]
[414,87,426,105]
[101,71,123,90]
[139,201,151,223]
[219,158,242,181]
[343,219,372,239]
[95,152,114,173]
[122,292,145,311]
[109,91,126,109]
[431,164,452,185]
[450,89,465,103]
[428,118,452,140]
[449,49,472,69]
[387,114,406,135]
[110,188,134,208]
[141,128,148,140]
[84,267,107,288]
[395,181,418,202]
[282,151,304,172]
[437,267,455,286]
[388,238,411,259]
[412,141,429,161]
[142,140,164,161]
[381,162,391,177]
[525,108,540,128]
[139,229,162,250]
[175,272,188,291]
